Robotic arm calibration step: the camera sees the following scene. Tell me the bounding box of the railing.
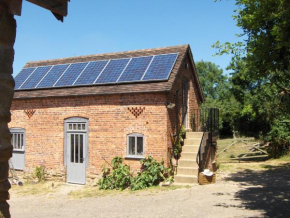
[193,108,219,170]
[191,108,219,135]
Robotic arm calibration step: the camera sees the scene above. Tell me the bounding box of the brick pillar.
[0,3,16,218]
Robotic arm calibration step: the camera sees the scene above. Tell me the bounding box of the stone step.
[182,145,200,153]
[177,167,199,175]
[180,152,198,159]
[174,174,198,184]
[186,132,203,138]
[184,138,201,146]
[178,159,198,168]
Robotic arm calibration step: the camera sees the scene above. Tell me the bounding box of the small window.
[127,134,144,157]
[10,129,25,151]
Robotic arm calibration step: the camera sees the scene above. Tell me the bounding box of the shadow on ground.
[216,163,290,217]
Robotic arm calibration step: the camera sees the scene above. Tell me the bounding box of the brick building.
[9,45,204,184]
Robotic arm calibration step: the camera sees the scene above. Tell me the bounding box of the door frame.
[182,79,189,129]
[10,128,26,170]
[64,117,89,184]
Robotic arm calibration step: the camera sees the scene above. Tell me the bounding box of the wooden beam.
[26,0,68,16]
[3,0,23,16]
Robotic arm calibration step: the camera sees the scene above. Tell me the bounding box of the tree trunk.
[0,3,16,218]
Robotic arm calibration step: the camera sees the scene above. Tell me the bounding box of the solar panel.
[95,58,130,84]
[74,60,108,85]
[37,64,69,88]
[142,53,178,81]
[54,62,88,87]
[15,67,36,89]
[15,52,179,90]
[118,56,153,82]
[20,66,52,89]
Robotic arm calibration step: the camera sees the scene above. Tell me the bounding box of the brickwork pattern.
[9,93,168,179]
[166,54,201,162]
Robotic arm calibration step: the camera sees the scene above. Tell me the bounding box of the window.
[10,128,25,151]
[127,133,144,158]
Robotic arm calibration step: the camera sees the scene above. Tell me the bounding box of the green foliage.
[173,125,185,158]
[216,162,221,170]
[98,157,132,190]
[196,61,240,137]
[212,0,290,154]
[196,61,230,100]
[131,156,169,190]
[180,125,186,139]
[98,156,169,191]
[34,165,46,182]
[173,143,182,157]
[265,117,290,157]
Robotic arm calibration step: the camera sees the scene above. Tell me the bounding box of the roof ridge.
[25,44,189,68]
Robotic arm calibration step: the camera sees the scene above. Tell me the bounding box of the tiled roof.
[14,44,203,101]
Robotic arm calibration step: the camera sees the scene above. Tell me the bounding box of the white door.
[67,132,86,184]
[10,128,26,170]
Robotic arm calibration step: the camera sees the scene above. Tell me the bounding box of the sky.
[13,0,241,77]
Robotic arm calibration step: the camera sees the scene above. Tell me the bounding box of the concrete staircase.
[174,132,203,185]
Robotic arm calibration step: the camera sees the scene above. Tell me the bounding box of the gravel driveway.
[9,163,290,218]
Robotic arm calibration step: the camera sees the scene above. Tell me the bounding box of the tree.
[214,0,290,95]
[214,0,290,154]
[196,61,240,138]
[196,61,230,100]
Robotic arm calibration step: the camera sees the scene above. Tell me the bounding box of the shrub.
[98,157,132,190]
[131,156,169,190]
[98,156,170,191]
[34,165,46,182]
[265,117,290,157]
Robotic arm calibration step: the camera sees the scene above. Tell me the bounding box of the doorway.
[65,118,88,184]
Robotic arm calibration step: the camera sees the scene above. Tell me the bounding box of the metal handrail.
[196,132,204,167]
[194,108,219,169]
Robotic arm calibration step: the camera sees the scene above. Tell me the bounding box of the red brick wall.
[166,54,201,162]
[9,93,168,177]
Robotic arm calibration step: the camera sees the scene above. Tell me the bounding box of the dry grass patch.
[10,182,61,196]
[217,138,258,163]
[217,138,290,176]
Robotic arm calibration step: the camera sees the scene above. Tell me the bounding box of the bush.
[131,156,169,190]
[98,156,170,191]
[265,117,290,157]
[98,157,132,190]
[34,165,46,182]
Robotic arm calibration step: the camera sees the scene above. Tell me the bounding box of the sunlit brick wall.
[9,93,168,178]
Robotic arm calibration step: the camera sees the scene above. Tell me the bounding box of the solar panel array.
[15,53,178,90]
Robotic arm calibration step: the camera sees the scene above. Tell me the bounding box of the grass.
[11,182,61,196]
[275,153,290,162]
[217,138,258,163]
[216,138,290,174]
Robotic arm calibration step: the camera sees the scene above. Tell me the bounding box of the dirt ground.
[8,160,290,218]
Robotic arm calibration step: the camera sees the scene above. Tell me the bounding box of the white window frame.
[10,128,26,152]
[126,133,144,159]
